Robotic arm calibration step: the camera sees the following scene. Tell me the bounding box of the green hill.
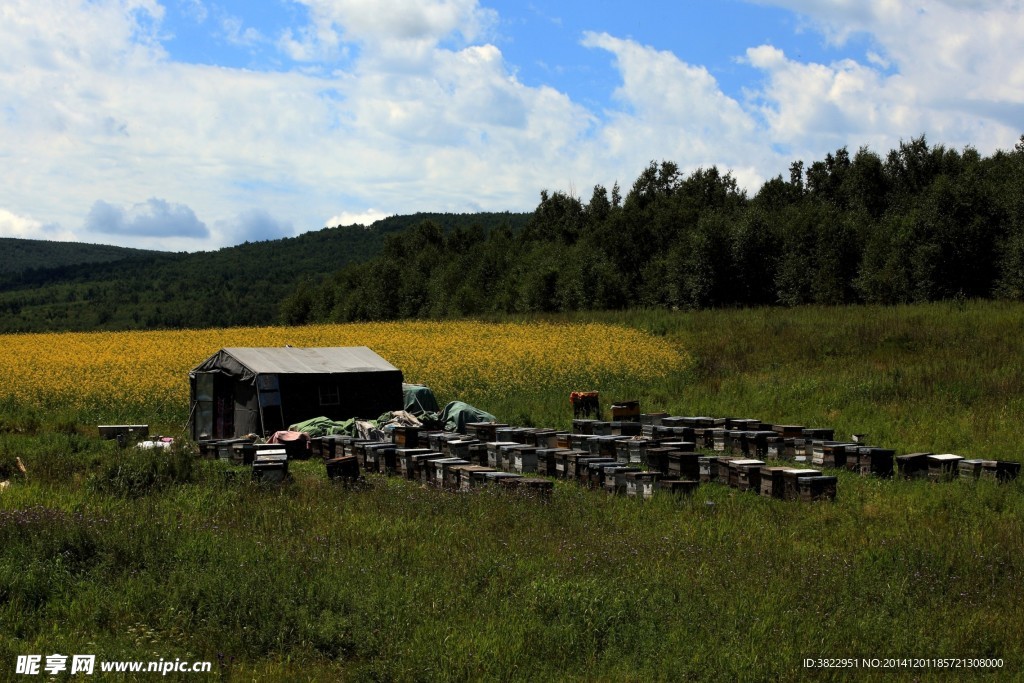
[0,238,161,275]
[0,212,530,333]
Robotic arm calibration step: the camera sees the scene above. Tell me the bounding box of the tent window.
[319,384,340,406]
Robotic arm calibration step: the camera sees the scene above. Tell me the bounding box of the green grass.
[2,301,1023,681]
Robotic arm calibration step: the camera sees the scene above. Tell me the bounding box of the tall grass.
[2,301,1023,680]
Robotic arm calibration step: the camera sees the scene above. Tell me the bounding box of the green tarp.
[439,401,497,433]
[288,415,358,438]
[403,383,440,415]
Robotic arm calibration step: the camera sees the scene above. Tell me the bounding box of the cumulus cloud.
[84,198,209,238]
[0,209,77,241]
[324,209,392,228]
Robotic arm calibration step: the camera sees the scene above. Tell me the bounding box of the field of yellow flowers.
[0,321,687,427]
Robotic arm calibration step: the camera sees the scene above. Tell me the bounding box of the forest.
[282,135,1024,324]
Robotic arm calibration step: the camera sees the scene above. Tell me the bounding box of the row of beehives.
[310,420,835,501]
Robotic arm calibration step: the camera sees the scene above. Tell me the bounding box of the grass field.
[1,302,1022,681]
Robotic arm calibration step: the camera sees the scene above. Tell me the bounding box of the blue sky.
[1,0,1021,251]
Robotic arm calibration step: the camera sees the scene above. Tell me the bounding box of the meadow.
[1,302,1022,681]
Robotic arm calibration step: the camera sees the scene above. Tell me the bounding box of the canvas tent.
[189,346,403,439]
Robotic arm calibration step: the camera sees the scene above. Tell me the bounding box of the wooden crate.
[797,475,837,502]
[759,467,789,498]
[624,471,660,499]
[644,446,674,475]
[782,469,822,500]
[511,446,540,474]
[857,448,895,478]
[895,452,932,479]
[486,441,519,470]
[456,465,496,490]
[391,426,419,447]
[927,454,964,481]
[325,455,359,482]
[252,451,288,484]
[727,459,765,489]
[667,451,700,480]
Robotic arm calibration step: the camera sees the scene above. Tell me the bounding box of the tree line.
[282,135,1024,324]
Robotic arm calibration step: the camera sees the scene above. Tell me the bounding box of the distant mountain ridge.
[0,212,530,333]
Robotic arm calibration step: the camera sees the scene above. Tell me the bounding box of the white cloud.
[84,198,209,237]
[0,209,77,241]
[325,209,393,227]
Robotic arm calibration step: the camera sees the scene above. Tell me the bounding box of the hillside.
[0,238,161,276]
[0,212,529,333]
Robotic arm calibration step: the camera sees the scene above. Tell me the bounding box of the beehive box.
[958,459,986,479]
[573,456,618,482]
[447,439,480,460]
[591,421,613,436]
[711,429,728,452]
[325,455,359,482]
[465,422,508,442]
[395,448,431,479]
[766,437,797,460]
[466,443,489,466]
[748,431,778,459]
[556,432,572,449]
[624,471,660,499]
[252,451,288,484]
[667,451,700,480]
[658,480,700,497]
[466,467,499,487]
[735,460,765,492]
[586,460,615,488]
[641,413,669,426]
[982,460,1021,482]
[928,454,964,481]
[759,467,789,498]
[603,465,641,495]
[530,429,559,448]
[626,438,653,464]
[782,469,822,500]
[571,419,598,435]
[772,424,806,439]
[344,439,371,458]
[727,459,765,489]
[610,421,643,436]
[797,475,837,502]
[455,465,496,490]
[698,456,722,484]
[611,401,641,422]
[486,441,519,469]
[436,458,470,488]
[645,447,674,475]
[802,428,835,441]
[391,426,419,447]
[714,457,736,485]
[588,435,625,458]
[367,444,397,474]
[483,471,522,486]
[535,448,562,477]
[896,453,932,479]
[320,435,347,460]
[570,434,592,451]
[511,446,540,474]
[858,448,895,477]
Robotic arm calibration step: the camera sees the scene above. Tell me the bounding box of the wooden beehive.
[610,421,643,436]
[759,467,789,498]
[782,469,822,500]
[456,465,495,490]
[465,422,508,442]
[641,413,669,426]
[714,457,736,485]
[571,419,598,435]
[644,446,674,475]
[958,459,986,479]
[611,400,641,421]
[511,446,540,474]
[603,465,640,495]
[395,448,431,479]
[252,451,288,484]
[447,439,479,460]
[486,441,519,469]
[895,452,932,479]
[927,454,963,481]
[467,467,499,487]
[727,459,764,489]
[391,426,419,447]
[698,456,720,484]
[797,475,837,502]
[483,471,522,486]
[534,448,560,477]
[627,438,652,464]
[771,424,805,439]
[574,456,617,482]
[436,458,470,488]
[556,432,572,449]
[624,471,660,499]
[981,460,1021,482]
[667,451,700,480]
[530,429,559,448]
[858,448,894,478]
[591,421,613,436]
[367,444,397,475]
[325,455,359,482]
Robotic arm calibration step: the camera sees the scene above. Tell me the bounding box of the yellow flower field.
[0,321,687,419]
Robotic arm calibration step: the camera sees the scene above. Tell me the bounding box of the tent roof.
[192,346,399,380]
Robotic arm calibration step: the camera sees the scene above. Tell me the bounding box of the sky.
[1,0,1022,252]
